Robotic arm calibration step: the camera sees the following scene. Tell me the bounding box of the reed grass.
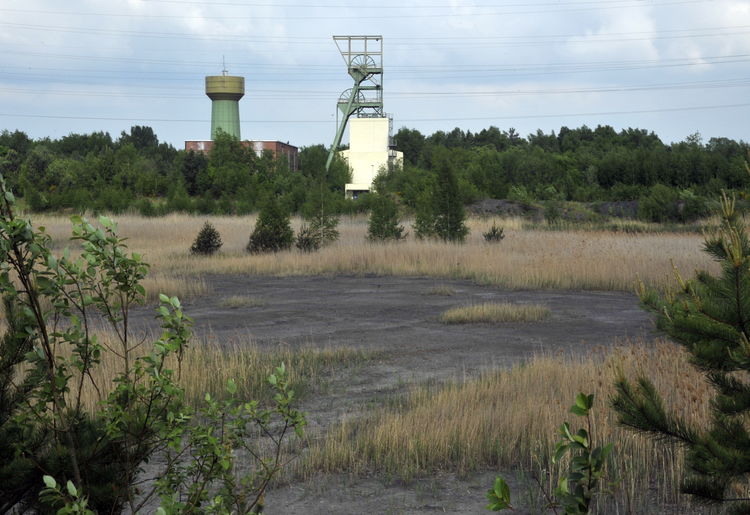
[439,302,550,324]
[298,340,709,512]
[61,331,371,412]
[30,214,718,295]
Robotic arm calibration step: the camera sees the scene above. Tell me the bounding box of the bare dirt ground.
[132,274,659,514]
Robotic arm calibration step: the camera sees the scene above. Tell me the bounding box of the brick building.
[184,140,299,171]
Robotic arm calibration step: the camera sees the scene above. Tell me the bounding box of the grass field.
[17,211,727,511]
[31,213,717,301]
[298,340,708,512]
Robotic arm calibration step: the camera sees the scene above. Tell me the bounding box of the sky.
[0,0,748,149]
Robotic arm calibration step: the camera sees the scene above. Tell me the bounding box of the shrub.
[308,211,340,247]
[637,184,678,222]
[295,224,321,253]
[483,223,505,243]
[413,190,435,240]
[0,180,304,513]
[368,194,406,241]
[488,393,613,513]
[544,200,563,224]
[433,159,468,242]
[190,221,222,255]
[247,196,294,253]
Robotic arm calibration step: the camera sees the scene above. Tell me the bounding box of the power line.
[2,77,748,101]
[3,21,747,47]
[0,0,715,20]
[2,101,748,124]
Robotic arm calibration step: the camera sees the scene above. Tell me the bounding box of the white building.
[341,117,403,199]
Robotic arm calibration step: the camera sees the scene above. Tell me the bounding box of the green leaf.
[569,405,588,417]
[4,190,15,203]
[43,475,56,489]
[573,392,593,414]
[486,476,512,511]
[66,480,77,497]
[159,293,169,303]
[226,378,237,395]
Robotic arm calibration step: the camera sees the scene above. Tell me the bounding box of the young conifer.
[190,221,222,255]
[247,195,294,253]
[368,193,406,242]
[612,192,750,514]
[432,159,468,242]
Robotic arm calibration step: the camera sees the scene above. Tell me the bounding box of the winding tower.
[326,35,384,171]
[327,36,401,198]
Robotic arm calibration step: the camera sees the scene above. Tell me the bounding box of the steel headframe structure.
[325,35,384,172]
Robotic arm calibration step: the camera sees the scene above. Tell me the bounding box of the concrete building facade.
[341,117,403,199]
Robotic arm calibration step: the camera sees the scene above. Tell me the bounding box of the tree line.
[0,124,747,221]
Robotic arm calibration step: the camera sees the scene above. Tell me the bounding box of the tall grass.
[32,214,717,294]
[61,331,371,412]
[439,302,550,324]
[298,341,709,512]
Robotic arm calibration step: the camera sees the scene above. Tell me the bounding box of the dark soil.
[131,274,662,514]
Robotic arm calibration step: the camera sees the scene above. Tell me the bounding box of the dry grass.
[298,340,709,512]
[61,331,371,412]
[30,213,718,295]
[220,295,266,308]
[439,302,550,324]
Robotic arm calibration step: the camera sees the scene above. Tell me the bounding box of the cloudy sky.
[1,0,748,149]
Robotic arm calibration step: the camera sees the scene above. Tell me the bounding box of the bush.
[432,159,468,242]
[368,194,406,241]
[413,190,435,240]
[135,198,158,217]
[190,221,222,255]
[0,181,304,513]
[637,184,678,223]
[295,224,321,253]
[247,196,294,253]
[308,211,339,247]
[483,223,505,242]
[543,200,562,224]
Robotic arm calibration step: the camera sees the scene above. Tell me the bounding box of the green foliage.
[190,221,223,255]
[413,190,436,240]
[308,211,340,247]
[612,192,750,513]
[486,476,513,511]
[544,200,563,224]
[483,223,505,243]
[432,155,468,242]
[367,194,406,241]
[39,476,94,515]
[247,195,294,253]
[552,393,613,514]
[295,224,322,253]
[488,393,613,514]
[0,178,304,513]
[637,183,679,222]
[156,365,305,513]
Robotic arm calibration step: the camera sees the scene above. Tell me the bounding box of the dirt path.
[131,274,659,514]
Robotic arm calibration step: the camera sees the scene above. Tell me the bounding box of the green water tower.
[206,74,245,140]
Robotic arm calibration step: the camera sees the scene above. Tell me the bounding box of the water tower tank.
[205,75,245,140]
